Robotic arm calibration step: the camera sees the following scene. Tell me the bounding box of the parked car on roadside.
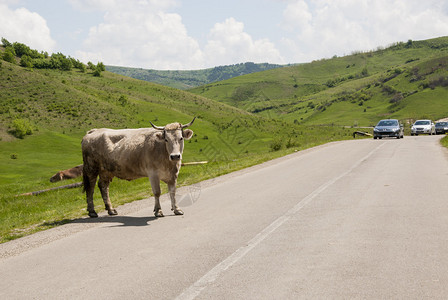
[411,120,435,135]
[435,122,448,134]
[373,119,404,139]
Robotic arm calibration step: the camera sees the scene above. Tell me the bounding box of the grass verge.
[440,135,448,148]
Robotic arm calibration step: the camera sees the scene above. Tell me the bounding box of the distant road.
[1,136,448,299]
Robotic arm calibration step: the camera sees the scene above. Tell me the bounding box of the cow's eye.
[180,137,183,141]
[165,138,168,142]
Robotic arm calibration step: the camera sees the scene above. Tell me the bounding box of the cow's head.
[150,117,195,161]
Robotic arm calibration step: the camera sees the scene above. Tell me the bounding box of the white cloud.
[0,4,56,52]
[204,18,284,67]
[75,2,284,69]
[75,1,204,69]
[69,0,178,12]
[68,0,118,11]
[281,0,448,62]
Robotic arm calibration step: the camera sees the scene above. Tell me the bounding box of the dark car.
[373,119,404,139]
[435,122,448,134]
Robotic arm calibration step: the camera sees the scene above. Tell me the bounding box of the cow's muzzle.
[170,154,181,161]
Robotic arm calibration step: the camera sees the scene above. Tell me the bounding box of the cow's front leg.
[149,176,164,217]
[168,181,183,215]
[98,176,117,216]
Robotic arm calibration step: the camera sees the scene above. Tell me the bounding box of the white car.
[411,120,435,136]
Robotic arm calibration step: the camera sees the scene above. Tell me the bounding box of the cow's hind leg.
[83,174,98,218]
[98,176,117,216]
[149,176,163,217]
[168,181,183,215]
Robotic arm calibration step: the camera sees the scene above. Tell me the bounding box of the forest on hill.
[106,62,284,89]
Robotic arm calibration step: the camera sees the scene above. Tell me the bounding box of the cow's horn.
[149,121,165,130]
[181,117,196,129]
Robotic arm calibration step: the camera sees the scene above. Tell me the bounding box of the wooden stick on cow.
[49,162,206,183]
[81,118,196,218]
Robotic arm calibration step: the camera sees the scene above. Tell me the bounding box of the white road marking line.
[176,143,384,300]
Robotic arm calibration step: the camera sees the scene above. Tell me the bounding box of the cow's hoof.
[154,210,164,217]
[173,209,184,215]
[88,211,98,218]
[108,209,118,216]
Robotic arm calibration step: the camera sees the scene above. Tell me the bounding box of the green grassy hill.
[106,62,284,90]
[4,36,447,242]
[0,46,352,242]
[189,37,448,127]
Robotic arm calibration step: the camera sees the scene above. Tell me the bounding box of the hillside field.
[189,37,448,127]
[2,36,448,243]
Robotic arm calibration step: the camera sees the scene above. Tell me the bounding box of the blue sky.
[1,0,447,70]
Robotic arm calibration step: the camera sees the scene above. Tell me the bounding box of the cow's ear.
[155,131,165,140]
[183,129,194,140]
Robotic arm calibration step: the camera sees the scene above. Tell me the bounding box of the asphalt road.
[2,135,448,299]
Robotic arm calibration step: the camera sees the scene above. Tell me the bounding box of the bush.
[79,63,86,73]
[70,58,86,72]
[361,67,369,77]
[118,95,128,106]
[32,58,52,69]
[3,47,16,64]
[20,55,33,68]
[13,42,31,57]
[97,62,105,71]
[29,49,45,59]
[49,53,72,70]
[1,37,12,47]
[10,119,34,139]
[60,58,72,71]
[286,138,296,148]
[270,139,283,151]
[428,76,448,89]
[93,68,102,77]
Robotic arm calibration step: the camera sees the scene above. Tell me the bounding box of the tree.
[29,49,45,59]
[10,119,33,139]
[49,53,72,70]
[92,62,105,76]
[361,67,369,77]
[3,47,16,64]
[97,62,105,71]
[118,95,128,106]
[13,42,31,57]
[32,58,52,69]
[93,68,102,77]
[1,37,12,47]
[60,57,72,71]
[20,55,33,68]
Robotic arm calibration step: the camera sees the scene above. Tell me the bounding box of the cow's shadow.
[72,214,162,227]
[40,214,167,229]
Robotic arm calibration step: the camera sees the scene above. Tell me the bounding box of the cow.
[50,164,83,182]
[81,118,195,218]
